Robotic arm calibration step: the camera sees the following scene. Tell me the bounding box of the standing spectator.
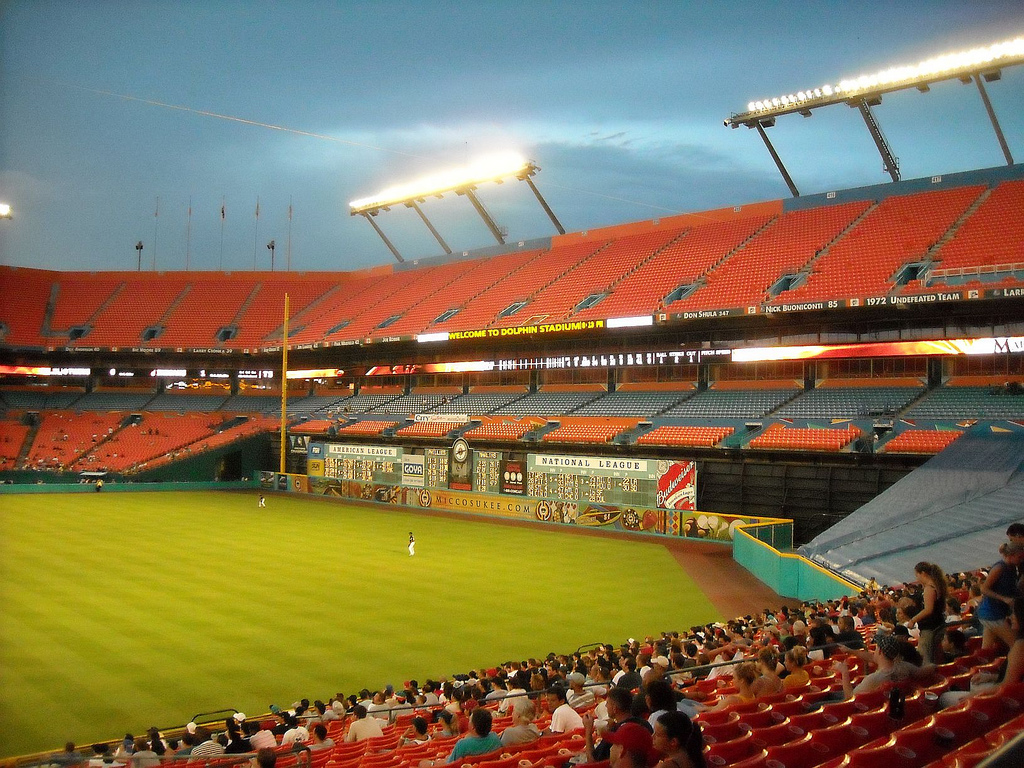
[978,542,1024,650]
[908,561,947,663]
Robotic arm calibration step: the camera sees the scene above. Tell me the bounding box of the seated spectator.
[834,616,864,650]
[344,705,384,742]
[52,742,85,767]
[645,679,678,726]
[188,728,225,760]
[544,683,584,734]
[309,724,334,750]
[750,648,784,697]
[281,715,309,746]
[583,687,652,763]
[835,634,932,699]
[225,719,252,754]
[782,646,810,691]
[499,698,541,747]
[940,628,969,660]
[246,721,276,751]
[254,748,276,768]
[652,710,705,768]
[399,716,431,747]
[941,597,1024,707]
[567,671,596,711]
[709,662,759,711]
[421,708,501,766]
[129,738,159,768]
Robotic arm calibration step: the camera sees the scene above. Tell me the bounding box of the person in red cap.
[604,722,657,768]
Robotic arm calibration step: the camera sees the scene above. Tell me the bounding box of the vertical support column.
[360,212,405,263]
[523,176,566,234]
[408,201,452,254]
[463,188,506,244]
[856,100,900,182]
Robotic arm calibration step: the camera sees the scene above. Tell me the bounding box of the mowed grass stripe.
[0,491,721,758]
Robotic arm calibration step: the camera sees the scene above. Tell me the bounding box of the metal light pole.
[267,240,276,271]
[135,241,144,271]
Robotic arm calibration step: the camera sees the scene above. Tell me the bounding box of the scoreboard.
[308,441,693,511]
[526,454,657,507]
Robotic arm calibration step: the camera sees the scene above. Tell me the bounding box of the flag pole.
[287,197,293,271]
[279,293,289,474]
[253,195,260,270]
[153,195,159,270]
[219,198,226,270]
[185,197,192,271]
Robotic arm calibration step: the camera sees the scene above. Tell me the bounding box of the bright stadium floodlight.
[724,35,1024,195]
[349,152,565,262]
[0,203,12,219]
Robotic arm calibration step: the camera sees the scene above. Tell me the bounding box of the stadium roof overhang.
[724,36,1024,197]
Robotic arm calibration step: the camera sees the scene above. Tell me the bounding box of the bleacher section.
[540,419,636,444]
[431,391,526,414]
[462,419,536,441]
[394,421,458,438]
[334,420,400,436]
[331,392,404,413]
[0,421,30,465]
[144,392,231,412]
[24,412,125,471]
[219,394,281,413]
[73,391,157,411]
[0,388,83,410]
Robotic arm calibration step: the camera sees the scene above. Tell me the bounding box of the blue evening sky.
[1,1,1022,273]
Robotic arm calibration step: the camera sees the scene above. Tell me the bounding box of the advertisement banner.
[528,454,654,479]
[657,460,697,510]
[402,454,425,488]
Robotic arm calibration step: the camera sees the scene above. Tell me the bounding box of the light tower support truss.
[349,155,563,262]
[723,36,1024,196]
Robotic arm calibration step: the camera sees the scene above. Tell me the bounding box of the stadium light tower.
[724,35,1024,196]
[0,203,12,219]
[349,152,564,262]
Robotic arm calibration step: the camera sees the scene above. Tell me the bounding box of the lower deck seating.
[884,429,964,454]
[395,421,456,438]
[540,421,634,444]
[750,423,861,451]
[334,420,400,436]
[462,420,535,441]
[635,425,734,447]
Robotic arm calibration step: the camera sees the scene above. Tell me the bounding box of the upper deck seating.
[374,394,452,414]
[489,240,611,327]
[430,392,525,414]
[229,279,332,348]
[673,201,871,311]
[48,276,124,333]
[573,216,773,320]
[779,185,985,303]
[496,228,685,325]
[220,394,281,413]
[336,393,404,413]
[153,279,256,347]
[925,179,1024,274]
[70,276,189,347]
[0,267,55,348]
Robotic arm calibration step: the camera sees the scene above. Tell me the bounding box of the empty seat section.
[541,420,635,444]
[781,185,985,303]
[776,379,924,418]
[750,423,861,451]
[395,421,456,438]
[675,201,870,311]
[906,384,1024,419]
[575,215,772,319]
[0,387,83,410]
[74,276,189,347]
[375,393,452,414]
[145,393,230,412]
[428,250,544,332]
[48,276,124,333]
[492,391,603,416]
[925,179,1024,274]
[431,392,525,414]
[365,258,492,339]
[74,391,156,411]
[0,267,55,348]
[884,429,964,454]
[82,413,221,473]
[334,420,400,436]
[662,385,800,418]
[141,416,278,471]
[572,391,694,416]
[0,420,30,466]
[285,395,355,417]
[231,279,333,347]
[156,279,256,346]
[635,425,734,447]
[504,228,684,324]
[490,240,611,327]
[463,420,534,440]
[220,394,281,413]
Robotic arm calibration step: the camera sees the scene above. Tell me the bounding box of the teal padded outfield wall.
[734,523,860,601]
[0,479,257,494]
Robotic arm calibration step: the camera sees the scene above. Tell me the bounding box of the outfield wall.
[0,479,256,494]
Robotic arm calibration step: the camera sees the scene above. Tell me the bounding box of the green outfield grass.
[0,491,723,758]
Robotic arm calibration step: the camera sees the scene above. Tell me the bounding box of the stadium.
[2,5,1024,768]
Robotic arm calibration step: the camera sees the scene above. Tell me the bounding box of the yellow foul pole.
[279,293,289,474]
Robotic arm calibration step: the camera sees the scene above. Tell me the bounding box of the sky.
[1,0,1022,274]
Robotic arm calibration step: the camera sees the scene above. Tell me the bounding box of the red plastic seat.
[787,710,839,733]
[765,733,832,768]
[704,731,760,765]
[748,722,805,749]
[809,720,873,754]
[848,708,900,741]
[738,708,787,730]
